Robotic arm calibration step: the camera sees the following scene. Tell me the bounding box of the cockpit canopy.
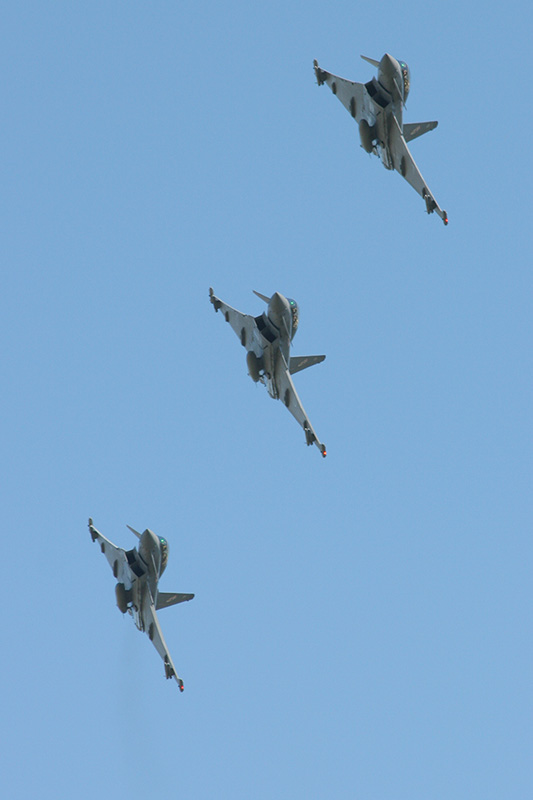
[287,298,299,339]
[398,60,410,101]
[159,537,169,575]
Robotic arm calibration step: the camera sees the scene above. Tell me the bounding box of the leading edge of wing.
[389,116,448,225]
[314,60,366,125]
[143,596,184,691]
[209,287,257,348]
[88,518,127,574]
[276,357,326,457]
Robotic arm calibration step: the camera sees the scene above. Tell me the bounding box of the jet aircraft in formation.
[209,288,327,457]
[89,50,449,690]
[314,53,448,225]
[89,519,194,691]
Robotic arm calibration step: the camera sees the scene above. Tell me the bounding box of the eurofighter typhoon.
[314,54,448,224]
[88,519,194,691]
[209,288,327,457]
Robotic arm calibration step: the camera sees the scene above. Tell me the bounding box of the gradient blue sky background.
[2,2,531,798]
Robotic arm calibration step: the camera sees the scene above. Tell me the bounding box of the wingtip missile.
[88,518,98,542]
[209,287,222,312]
[313,59,327,86]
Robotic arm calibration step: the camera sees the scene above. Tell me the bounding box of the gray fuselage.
[248,292,298,398]
[125,529,166,631]
[362,54,410,170]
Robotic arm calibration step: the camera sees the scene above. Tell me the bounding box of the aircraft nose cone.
[269,292,286,315]
[268,292,289,328]
[380,53,395,72]
[377,54,398,94]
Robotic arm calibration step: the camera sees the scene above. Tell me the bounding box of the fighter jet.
[314,54,448,225]
[88,518,194,691]
[209,288,327,457]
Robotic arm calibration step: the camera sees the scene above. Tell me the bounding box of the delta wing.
[209,287,257,350]
[275,354,326,457]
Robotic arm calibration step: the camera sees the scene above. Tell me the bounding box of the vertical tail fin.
[156,592,195,610]
[289,355,326,375]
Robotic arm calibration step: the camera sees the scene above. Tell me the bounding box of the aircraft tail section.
[403,121,438,143]
[156,592,195,611]
[289,355,326,375]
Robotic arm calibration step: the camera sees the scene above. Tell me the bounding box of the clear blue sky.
[2,2,531,798]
